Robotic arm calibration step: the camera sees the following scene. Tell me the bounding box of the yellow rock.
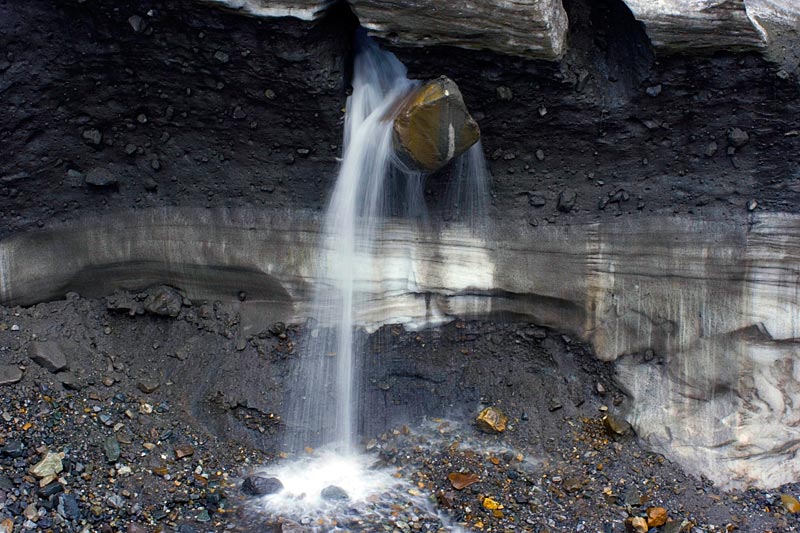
[476,406,508,433]
[782,494,800,513]
[482,497,502,510]
[393,76,480,173]
[646,506,668,527]
[625,516,648,533]
[29,451,63,478]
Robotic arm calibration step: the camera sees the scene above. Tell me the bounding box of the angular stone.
[393,77,480,173]
[0,518,12,533]
[85,167,118,187]
[603,414,632,436]
[174,444,194,459]
[137,379,160,394]
[448,472,479,490]
[621,0,764,52]
[350,0,568,60]
[143,285,183,317]
[624,516,649,533]
[104,436,121,463]
[28,340,68,373]
[30,452,63,478]
[727,127,750,148]
[0,364,23,385]
[475,406,508,434]
[241,475,283,496]
[646,506,668,527]
[781,494,800,513]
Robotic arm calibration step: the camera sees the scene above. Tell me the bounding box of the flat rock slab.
[28,340,68,373]
[0,365,22,385]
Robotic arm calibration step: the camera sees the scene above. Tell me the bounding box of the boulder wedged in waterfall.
[392,77,480,173]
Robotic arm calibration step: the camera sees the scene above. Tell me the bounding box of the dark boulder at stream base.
[393,76,480,173]
[320,485,350,501]
[241,476,284,497]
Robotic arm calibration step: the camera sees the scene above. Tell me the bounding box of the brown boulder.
[393,76,480,173]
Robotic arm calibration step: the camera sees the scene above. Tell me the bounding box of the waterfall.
[283,30,489,454]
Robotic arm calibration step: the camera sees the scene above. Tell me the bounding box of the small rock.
[175,444,194,459]
[125,143,137,155]
[448,472,479,490]
[646,84,662,97]
[30,452,63,478]
[781,494,800,513]
[128,15,146,32]
[482,497,501,510]
[1,440,24,457]
[320,485,349,501]
[0,364,23,385]
[85,167,118,188]
[264,89,276,100]
[646,507,668,527]
[704,141,718,157]
[241,475,283,496]
[143,285,183,317]
[535,149,545,161]
[57,493,82,521]
[58,371,83,391]
[0,519,13,533]
[38,481,64,498]
[137,379,160,394]
[143,177,158,192]
[603,414,632,436]
[496,86,513,101]
[104,436,121,463]
[82,129,102,146]
[476,406,508,433]
[563,477,583,492]
[214,51,230,63]
[747,199,758,212]
[24,503,37,520]
[528,194,546,207]
[727,127,749,148]
[625,516,648,533]
[662,520,691,533]
[28,340,68,373]
[232,106,247,120]
[557,189,577,213]
[196,510,211,522]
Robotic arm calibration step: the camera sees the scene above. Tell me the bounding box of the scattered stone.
[233,106,247,120]
[538,105,547,116]
[28,340,68,373]
[747,199,758,212]
[781,494,800,513]
[128,15,146,33]
[214,51,230,63]
[137,379,160,394]
[625,516,649,533]
[264,89,276,100]
[646,84,662,97]
[104,436,121,463]
[563,477,583,492]
[30,451,63,478]
[704,141,718,157]
[646,506,668,527]
[482,497,501,510]
[528,193,546,207]
[82,128,102,146]
[557,189,576,213]
[662,520,691,533]
[23,503,37,520]
[496,86,513,101]
[58,371,83,391]
[124,143,137,155]
[0,519,12,533]
[0,364,23,385]
[600,189,630,210]
[175,444,194,459]
[2,440,24,457]
[603,414,632,436]
[727,127,749,148]
[448,472,479,490]
[535,149,545,161]
[38,481,64,498]
[241,475,283,496]
[143,285,183,317]
[136,113,148,124]
[85,167,118,188]
[57,493,82,521]
[143,177,158,191]
[320,485,349,501]
[476,406,508,433]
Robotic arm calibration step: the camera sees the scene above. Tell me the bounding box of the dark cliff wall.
[1,0,799,239]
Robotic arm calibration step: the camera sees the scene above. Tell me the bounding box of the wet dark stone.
[241,475,283,496]
[1,440,24,458]
[321,485,349,501]
[57,493,82,520]
[38,481,64,498]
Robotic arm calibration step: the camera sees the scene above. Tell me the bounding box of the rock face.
[393,77,480,173]
[349,0,568,60]
[200,0,334,21]
[621,0,765,52]
[4,209,800,488]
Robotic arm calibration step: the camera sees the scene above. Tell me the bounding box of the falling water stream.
[257,30,489,527]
